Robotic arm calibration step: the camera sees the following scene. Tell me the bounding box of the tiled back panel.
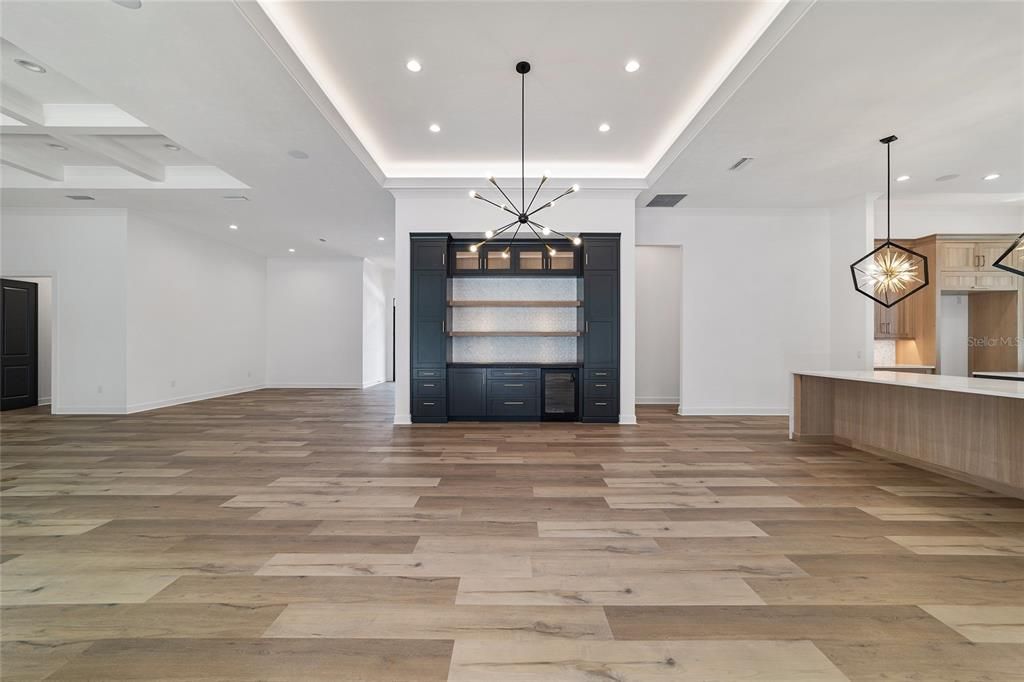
[450,277,580,364]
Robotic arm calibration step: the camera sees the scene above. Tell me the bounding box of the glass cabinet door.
[516,246,545,272]
[549,249,577,271]
[484,246,512,271]
[451,245,482,272]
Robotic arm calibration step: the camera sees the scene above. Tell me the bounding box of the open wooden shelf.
[448,331,581,337]
[448,300,581,308]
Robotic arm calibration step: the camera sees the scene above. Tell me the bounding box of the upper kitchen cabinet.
[412,236,448,270]
[448,240,579,276]
[874,300,914,339]
[939,238,1019,292]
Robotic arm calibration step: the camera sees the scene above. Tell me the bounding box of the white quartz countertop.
[873,364,936,370]
[972,371,1024,380]
[794,370,1024,399]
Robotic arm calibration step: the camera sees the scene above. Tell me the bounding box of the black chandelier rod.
[881,134,896,243]
[473,191,519,218]
[487,177,520,215]
[522,67,526,210]
[525,175,548,214]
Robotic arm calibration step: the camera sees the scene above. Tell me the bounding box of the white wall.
[829,195,876,370]
[637,208,833,415]
[1,209,128,413]
[392,187,639,424]
[14,277,53,404]
[635,246,681,404]
[383,268,395,381]
[126,214,267,412]
[266,257,365,387]
[878,202,1024,239]
[362,259,388,387]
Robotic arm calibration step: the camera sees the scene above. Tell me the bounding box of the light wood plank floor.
[2,385,1023,681]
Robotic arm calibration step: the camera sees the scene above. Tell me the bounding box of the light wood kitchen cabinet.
[938,239,1018,292]
[940,242,976,270]
[874,300,914,339]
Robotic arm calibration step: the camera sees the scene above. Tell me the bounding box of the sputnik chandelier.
[850,135,929,307]
[468,61,581,257]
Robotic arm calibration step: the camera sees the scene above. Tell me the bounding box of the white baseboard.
[393,413,412,425]
[265,382,365,389]
[618,414,638,425]
[636,396,679,405]
[38,397,52,406]
[126,385,264,414]
[51,404,129,415]
[678,406,789,416]
[362,379,386,389]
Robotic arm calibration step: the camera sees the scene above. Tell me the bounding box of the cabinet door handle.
[504,401,524,405]
[504,383,524,387]
[442,251,445,265]
[442,320,446,333]
[586,321,590,333]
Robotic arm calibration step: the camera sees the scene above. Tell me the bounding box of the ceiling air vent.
[222,195,250,201]
[65,195,95,201]
[646,193,687,208]
[728,156,755,171]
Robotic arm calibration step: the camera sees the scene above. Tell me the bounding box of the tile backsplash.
[874,339,896,367]
[449,277,580,364]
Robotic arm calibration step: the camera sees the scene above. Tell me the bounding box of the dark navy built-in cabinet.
[410,232,620,423]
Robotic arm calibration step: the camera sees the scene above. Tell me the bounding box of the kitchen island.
[792,370,1024,497]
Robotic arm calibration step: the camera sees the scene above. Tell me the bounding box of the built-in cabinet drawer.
[583,368,618,381]
[489,398,540,418]
[940,272,1018,292]
[412,379,445,397]
[486,367,541,380]
[414,368,444,379]
[488,380,539,400]
[412,398,446,418]
[583,398,618,419]
[583,380,616,398]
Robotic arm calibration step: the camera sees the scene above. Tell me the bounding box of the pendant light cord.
[886,140,891,242]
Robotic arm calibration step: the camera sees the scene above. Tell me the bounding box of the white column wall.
[829,194,876,370]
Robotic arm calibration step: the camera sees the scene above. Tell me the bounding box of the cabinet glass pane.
[550,251,575,270]
[485,249,511,271]
[518,250,544,271]
[454,248,482,271]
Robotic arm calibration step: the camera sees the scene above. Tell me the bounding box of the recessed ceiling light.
[429,123,441,133]
[163,143,181,151]
[896,175,910,182]
[288,248,296,253]
[288,149,309,159]
[229,224,238,230]
[598,123,611,133]
[14,59,46,74]
[625,60,640,73]
[377,236,386,241]
[984,173,1001,181]
[406,59,422,73]
[935,174,959,182]
[47,143,68,151]
[111,0,142,8]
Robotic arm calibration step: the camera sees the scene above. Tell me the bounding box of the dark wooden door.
[447,368,486,417]
[1,279,38,411]
[584,271,618,368]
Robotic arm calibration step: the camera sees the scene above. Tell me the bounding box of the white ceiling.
[260,0,785,179]
[644,0,1024,207]
[1,0,1020,258]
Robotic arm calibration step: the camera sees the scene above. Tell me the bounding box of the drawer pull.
[423,384,435,387]
[423,402,435,406]
[595,402,607,406]
[593,372,607,376]
[504,401,524,405]
[504,372,524,376]
[595,383,607,388]
[504,383,524,387]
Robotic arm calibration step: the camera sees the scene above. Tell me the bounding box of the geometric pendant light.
[993,231,1024,278]
[850,135,930,308]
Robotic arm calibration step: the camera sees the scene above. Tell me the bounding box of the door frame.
[2,272,58,412]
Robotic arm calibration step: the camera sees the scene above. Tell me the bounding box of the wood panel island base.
[792,371,1024,498]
